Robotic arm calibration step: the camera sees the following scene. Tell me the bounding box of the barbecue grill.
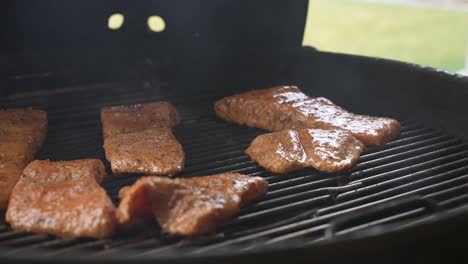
[2,1,468,263]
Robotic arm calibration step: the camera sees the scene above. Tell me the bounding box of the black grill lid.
[1,0,307,96]
[3,0,307,54]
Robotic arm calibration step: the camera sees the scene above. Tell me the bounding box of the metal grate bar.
[2,85,468,260]
[342,159,468,201]
[359,131,443,159]
[353,138,461,171]
[321,174,468,218]
[0,231,30,242]
[350,150,468,184]
[0,235,51,248]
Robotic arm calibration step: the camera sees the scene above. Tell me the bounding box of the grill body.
[2,1,468,263]
[1,49,468,263]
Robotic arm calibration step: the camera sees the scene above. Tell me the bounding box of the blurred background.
[303,0,468,74]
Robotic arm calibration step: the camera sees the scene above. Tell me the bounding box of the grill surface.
[1,81,468,261]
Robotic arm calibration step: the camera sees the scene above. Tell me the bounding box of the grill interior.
[1,80,468,261]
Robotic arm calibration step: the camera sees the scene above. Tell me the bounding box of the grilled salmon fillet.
[246,128,365,174]
[104,128,184,175]
[101,101,181,138]
[101,102,184,176]
[116,173,268,236]
[6,160,116,239]
[0,142,36,209]
[214,86,400,146]
[0,108,47,209]
[0,108,47,154]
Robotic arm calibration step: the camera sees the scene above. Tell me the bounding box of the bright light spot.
[108,13,124,30]
[147,16,166,32]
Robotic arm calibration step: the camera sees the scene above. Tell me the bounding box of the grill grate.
[1,81,468,260]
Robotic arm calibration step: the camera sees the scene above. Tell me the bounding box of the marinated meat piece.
[115,178,154,229]
[101,101,184,176]
[101,101,181,138]
[0,142,32,209]
[0,108,47,154]
[0,108,47,209]
[214,86,400,146]
[6,159,116,239]
[0,164,25,210]
[246,128,365,174]
[116,173,268,236]
[104,128,184,175]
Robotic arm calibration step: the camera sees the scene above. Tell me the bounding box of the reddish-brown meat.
[6,159,116,239]
[0,108,47,154]
[246,128,365,174]
[115,178,154,229]
[0,108,47,209]
[104,128,184,175]
[0,142,32,209]
[214,86,400,146]
[101,101,181,138]
[0,142,31,209]
[101,102,184,176]
[117,173,268,236]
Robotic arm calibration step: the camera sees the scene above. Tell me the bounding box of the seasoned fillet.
[116,173,268,236]
[115,178,154,229]
[104,128,184,175]
[101,101,184,176]
[6,160,116,239]
[101,101,181,138]
[0,108,47,209]
[214,86,400,146]
[0,108,47,154]
[0,141,35,208]
[246,128,365,174]
[0,141,35,170]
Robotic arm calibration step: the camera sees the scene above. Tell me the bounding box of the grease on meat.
[116,173,268,236]
[101,102,184,176]
[0,109,47,209]
[246,128,365,174]
[214,86,400,146]
[104,128,184,175]
[6,159,116,238]
[101,101,180,138]
[0,142,33,209]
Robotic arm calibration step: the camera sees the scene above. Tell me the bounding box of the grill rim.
[1,202,468,263]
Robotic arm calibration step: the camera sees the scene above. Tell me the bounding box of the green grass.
[303,0,468,71]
